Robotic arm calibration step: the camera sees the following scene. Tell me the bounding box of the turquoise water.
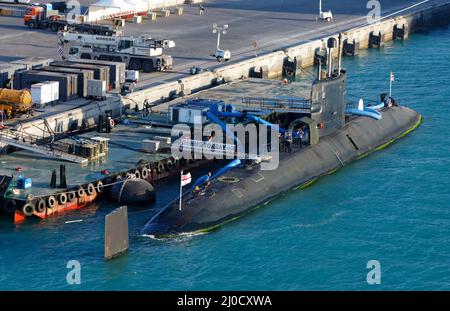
[1,26,450,290]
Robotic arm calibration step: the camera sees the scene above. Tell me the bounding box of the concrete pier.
[124,0,450,110]
[0,0,449,150]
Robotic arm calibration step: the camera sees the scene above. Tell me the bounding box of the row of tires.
[2,157,200,217]
[131,157,200,180]
[2,181,104,217]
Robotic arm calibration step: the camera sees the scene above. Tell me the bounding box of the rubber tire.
[164,159,173,171]
[129,59,142,71]
[96,180,104,193]
[22,203,35,217]
[141,167,149,179]
[86,183,96,196]
[134,170,141,179]
[47,196,57,208]
[217,56,224,62]
[142,60,154,73]
[50,23,58,32]
[58,193,68,205]
[27,21,36,29]
[36,199,46,213]
[68,191,76,202]
[77,187,85,198]
[156,161,165,174]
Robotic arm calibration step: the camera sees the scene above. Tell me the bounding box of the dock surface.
[0,0,442,89]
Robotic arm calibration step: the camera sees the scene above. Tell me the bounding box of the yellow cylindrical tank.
[0,88,32,106]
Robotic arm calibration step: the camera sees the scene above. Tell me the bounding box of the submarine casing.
[141,70,420,236]
[141,104,420,236]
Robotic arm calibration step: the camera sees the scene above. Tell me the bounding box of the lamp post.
[212,24,231,62]
[212,23,228,50]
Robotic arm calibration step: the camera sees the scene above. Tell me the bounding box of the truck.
[0,0,31,4]
[23,4,118,35]
[0,88,33,120]
[61,31,176,73]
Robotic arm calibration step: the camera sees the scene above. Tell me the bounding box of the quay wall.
[124,2,450,111]
[2,2,449,144]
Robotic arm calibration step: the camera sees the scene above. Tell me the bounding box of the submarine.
[141,37,421,237]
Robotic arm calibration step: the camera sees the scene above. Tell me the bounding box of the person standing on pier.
[199,4,205,15]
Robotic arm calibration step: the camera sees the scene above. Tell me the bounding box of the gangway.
[0,128,88,164]
[178,139,272,161]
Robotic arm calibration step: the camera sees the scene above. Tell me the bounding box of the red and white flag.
[390,72,395,82]
[181,172,192,187]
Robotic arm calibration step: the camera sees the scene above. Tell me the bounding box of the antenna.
[338,33,343,74]
[317,58,322,81]
[327,37,337,77]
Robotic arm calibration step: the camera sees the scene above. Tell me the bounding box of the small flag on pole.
[179,171,191,211]
[181,172,192,186]
[389,71,395,98]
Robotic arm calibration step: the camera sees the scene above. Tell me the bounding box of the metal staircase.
[0,128,88,164]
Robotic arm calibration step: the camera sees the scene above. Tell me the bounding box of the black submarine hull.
[141,106,421,237]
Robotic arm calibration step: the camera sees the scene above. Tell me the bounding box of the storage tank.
[0,88,32,106]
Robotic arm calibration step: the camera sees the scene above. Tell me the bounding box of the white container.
[153,136,171,145]
[125,70,139,82]
[142,140,159,153]
[87,79,107,98]
[31,83,53,104]
[43,81,59,102]
[133,15,142,24]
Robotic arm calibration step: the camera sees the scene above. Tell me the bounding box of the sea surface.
[1,26,450,290]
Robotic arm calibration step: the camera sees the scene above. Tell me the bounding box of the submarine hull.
[142,106,421,237]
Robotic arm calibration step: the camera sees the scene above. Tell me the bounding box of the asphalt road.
[0,0,444,89]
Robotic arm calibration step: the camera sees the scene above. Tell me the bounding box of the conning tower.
[310,35,347,137]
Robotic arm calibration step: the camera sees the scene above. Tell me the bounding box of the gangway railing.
[178,139,272,161]
[0,128,88,164]
[241,97,311,113]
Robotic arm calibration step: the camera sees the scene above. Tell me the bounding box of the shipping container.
[43,81,60,103]
[50,61,110,89]
[87,79,106,99]
[38,66,94,98]
[15,71,77,102]
[31,82,53,104]
[11,57,54,71]
[67,59,125,89]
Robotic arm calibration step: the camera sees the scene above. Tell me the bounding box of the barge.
[0,120,209,223]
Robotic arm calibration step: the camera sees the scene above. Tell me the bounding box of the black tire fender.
[22,202,35,217]
[36,199,46,213]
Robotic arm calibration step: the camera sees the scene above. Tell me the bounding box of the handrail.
[242,97,311,111]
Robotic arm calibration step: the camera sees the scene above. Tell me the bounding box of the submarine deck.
[151,78,313,114]
[0,123,171,200]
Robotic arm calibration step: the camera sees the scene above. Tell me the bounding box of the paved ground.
[0,0,445,89]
